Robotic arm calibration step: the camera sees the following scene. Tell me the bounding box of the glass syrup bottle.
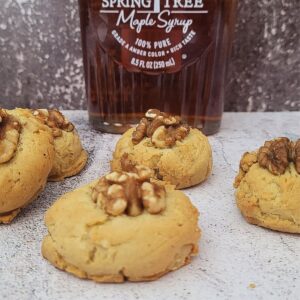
[79,0,238,134]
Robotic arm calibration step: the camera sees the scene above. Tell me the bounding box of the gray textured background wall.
[0,0,299,111]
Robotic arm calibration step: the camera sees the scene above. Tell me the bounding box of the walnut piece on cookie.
[32,109,74,138]
[0,108,21,164]
[234,137,300,233]
[132,109,190,149]
[234,151,258,188]
[256,137,300,176]
[257,137,291,175]
[92,166,166,217]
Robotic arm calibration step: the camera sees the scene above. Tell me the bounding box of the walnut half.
[32,109,74,138]
[235,137,300,186]
[120,153,155,180]
[92,166,166,217]
[0,109,22,164]
[258,138,291,175]
[234,151,258,188]
[132,109,190,148]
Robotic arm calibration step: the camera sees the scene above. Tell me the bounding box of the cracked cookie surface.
[42,179,200,282]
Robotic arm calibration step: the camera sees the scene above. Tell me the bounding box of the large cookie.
[42,167,200,282]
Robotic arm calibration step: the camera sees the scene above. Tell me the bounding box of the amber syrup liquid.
[79,0,238,134]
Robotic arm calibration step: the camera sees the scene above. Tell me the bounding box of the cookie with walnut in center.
[111,109,213,189]
[31,109,88,181]
[234,137,300,233]
[42,166,200,282]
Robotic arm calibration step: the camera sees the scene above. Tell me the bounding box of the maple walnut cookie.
[0,108,55,224]
[42,167,200,282]
[111,109,213,189]
[234,137,300,233]
[32,109,88,181]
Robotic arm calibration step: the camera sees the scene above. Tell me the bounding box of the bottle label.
[93,0,218,74]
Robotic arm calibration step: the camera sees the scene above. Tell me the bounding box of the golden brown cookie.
[42,167,200,282]
[32,109,88,181]
[234,138,300,233]
[111,109,212,189]
[0,108,55,223]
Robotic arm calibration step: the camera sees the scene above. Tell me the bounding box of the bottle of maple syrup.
[78,0,238,134]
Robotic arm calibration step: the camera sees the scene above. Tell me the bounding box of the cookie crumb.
[248,283,256,289]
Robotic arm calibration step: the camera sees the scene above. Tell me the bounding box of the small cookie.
[42,167,200,282]
[111,109,212,189]
[234,138,300,233]
[32,109,88,181]
[0,108,55,223]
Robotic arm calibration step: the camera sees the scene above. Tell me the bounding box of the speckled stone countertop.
[0,1,299,111]
[0,112,299,300]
